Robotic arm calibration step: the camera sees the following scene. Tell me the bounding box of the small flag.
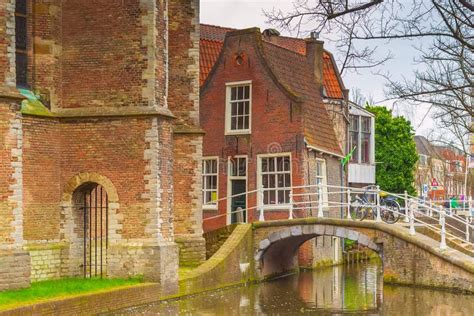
[341,147,356,167]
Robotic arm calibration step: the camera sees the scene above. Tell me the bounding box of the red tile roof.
[200,39,223,87]
[200,24,344,99]
[262,41,342,155]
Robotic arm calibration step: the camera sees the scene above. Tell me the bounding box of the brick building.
[199,25,349,266]
[0,0,203,292]
[414,136,445,199]
[434,145,468,199]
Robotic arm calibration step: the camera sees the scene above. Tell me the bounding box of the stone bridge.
[253,218,474,292]
[180,218,474,295]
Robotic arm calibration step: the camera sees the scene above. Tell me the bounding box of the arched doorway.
[73,183,109,278]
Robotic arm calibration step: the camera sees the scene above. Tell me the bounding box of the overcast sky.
[201,0,433,136]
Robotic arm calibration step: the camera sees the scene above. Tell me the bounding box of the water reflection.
[115,262,474,315]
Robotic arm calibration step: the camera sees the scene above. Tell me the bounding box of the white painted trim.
[226,155,248,225]
[257,152,293,210]
[202,156,219,211]
[315,158,329,208]
[225,80,252,86]
[305,143,344,158]
[225,81,252,136]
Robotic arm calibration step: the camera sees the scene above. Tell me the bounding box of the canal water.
[116,261,474,315]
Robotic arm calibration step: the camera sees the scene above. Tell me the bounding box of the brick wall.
[0,98,31,290]
[201,30,305,232]
[59,117,149,240]
[168,0,205,265]
[61,1,146,108]
[0,0,200,289]
[0,0,15,87]
[26,242,65,281]
[29,0,62,109]
[22,116,61,241]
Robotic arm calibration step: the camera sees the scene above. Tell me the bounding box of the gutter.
[304,138,344,158]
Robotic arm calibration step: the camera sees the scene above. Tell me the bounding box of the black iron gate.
[81,184,108,278]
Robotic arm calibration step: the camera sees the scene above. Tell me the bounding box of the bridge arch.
[254,224,381,277]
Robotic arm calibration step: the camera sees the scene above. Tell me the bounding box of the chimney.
[262,28,280,44]
[305,36,324,87]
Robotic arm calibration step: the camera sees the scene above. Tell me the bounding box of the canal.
[115,261,474,315]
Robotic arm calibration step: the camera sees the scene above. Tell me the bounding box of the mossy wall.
[178,224,254,297]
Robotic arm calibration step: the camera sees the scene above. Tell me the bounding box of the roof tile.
[200,24,344,99]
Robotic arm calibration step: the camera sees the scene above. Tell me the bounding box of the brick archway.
[62,172,119,204]
[60,172,121,277]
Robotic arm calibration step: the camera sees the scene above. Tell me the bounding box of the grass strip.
[0,277,142,308]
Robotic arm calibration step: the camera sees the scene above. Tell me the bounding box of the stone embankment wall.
[203,224,238,259]
[179,224,254,295]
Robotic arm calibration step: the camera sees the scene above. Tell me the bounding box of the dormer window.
[15,0,28,87]
[225,81,252,135]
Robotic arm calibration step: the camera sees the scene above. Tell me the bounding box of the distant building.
[348,102,376,188]
[414,136,444,199]
[434,145,467,199]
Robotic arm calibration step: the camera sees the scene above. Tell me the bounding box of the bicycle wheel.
[380,199,401,224]
[351,205,369,221]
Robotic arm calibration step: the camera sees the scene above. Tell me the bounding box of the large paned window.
[202,158,218,209]
[259,154,291,206]
[361,117,371,163]
[349,116,359,162]
[349,115,372,164]
[226,82,251,134]
[15,0,28,87]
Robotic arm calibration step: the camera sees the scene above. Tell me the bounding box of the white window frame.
[225,80,252,135]
[257,152,292,210]
[202,157,219,211]
[349,114,374,165]
[360,116,371,164]
[315,158,329,208]
[226,155,248,225]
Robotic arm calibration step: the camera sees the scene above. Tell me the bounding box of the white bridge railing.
[203,184,474,255]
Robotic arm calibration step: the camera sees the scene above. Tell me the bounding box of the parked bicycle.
[351,187,401,224]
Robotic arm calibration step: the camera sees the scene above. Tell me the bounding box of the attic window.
[225,81,252,135]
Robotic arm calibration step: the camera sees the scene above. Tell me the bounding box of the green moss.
[25,242,68,251]
[383,273,400,284]
[178,267,196,280]
[20,99,54,117]
[0,277,143,310]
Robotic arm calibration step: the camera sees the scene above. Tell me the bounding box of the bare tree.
[265,0,473,152]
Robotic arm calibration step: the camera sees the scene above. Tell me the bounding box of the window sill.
[203,205,218,211]
[261,204,291,211]
[225,130,251,136]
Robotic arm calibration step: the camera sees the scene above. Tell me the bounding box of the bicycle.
[350,187,401,224]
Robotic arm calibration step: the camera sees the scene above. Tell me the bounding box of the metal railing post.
[429,200,433,217]
[376,185,382,222]
[409,202,416,235]
[440,210,447,250]
[317,184,324,218]
[449,199,452,215]
[469,199,473,219]
[347,188,352,220]
[258,185,265,222]
[466,215,470,242]
[404,190,409,223]
[289,191,294,220]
